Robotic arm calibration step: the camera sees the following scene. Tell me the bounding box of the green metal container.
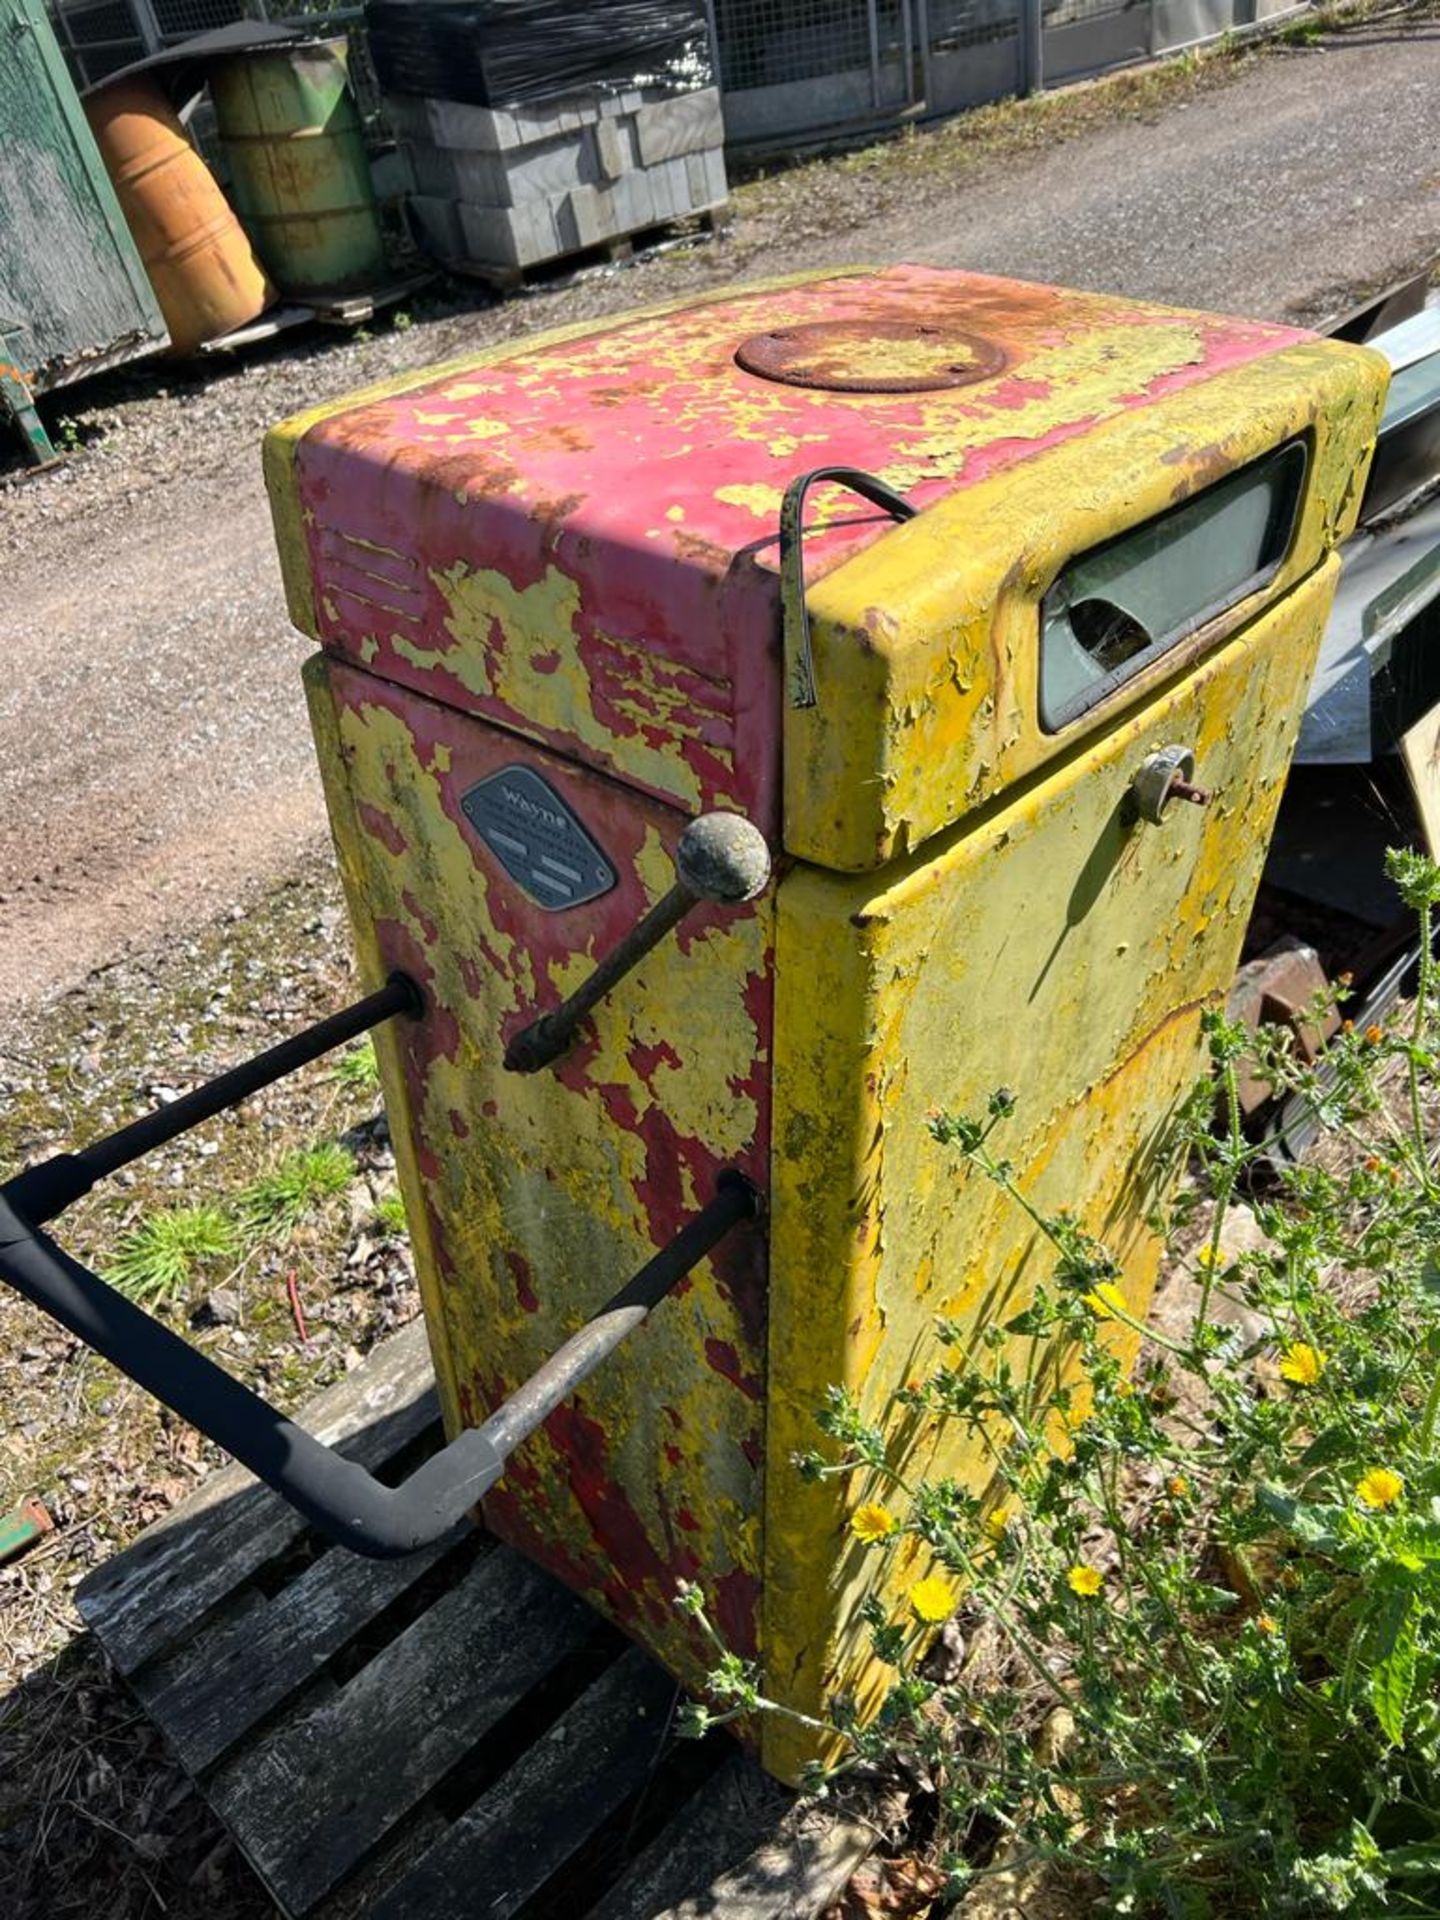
[210,40,387,302]
[0,0,166,462]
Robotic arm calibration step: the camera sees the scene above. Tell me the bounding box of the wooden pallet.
[450,206,732,297]
[198,274,436,354]
[76,1322,876,1919]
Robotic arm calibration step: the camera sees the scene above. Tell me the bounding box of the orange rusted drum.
[84,77,273,355]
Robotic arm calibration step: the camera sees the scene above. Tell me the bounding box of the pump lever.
[505,812,772,1075]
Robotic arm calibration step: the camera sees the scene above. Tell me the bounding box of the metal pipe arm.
[0,973,762,1556]
[0,1175,758,1558]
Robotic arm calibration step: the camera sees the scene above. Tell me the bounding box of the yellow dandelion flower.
[1166,1476,1190,1500]
[982,1506,1011,1541]
[1083,1281,1127,1320]
[1363,1024,1385,1045]
[1067,1564,1104,1599]
[908,1575,957,1623]
[849,1502,898,1545]
[1256,1613,1279,1635]
[1194,1244,1221,1270]
[1356,1467,1403,1510]
[1278,1342,1326,1387]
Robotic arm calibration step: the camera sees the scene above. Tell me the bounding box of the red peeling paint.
[705,1338,763,1402]
[505,1249,540,1315]
[712,1568,762,1661]
[401,889,440,947]
[357,800,408,855]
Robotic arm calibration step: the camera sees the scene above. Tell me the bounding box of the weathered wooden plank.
[368,1646,675,1920]
[208,1545,595,1916]
[1,0,166,380]
[654,1790,890,1920]
[311,1805,452,1920]
[77,1320,437,1676]
[587,1750,791,1920]
[135,1522,477,1777]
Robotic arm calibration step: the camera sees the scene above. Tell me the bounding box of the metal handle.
[0,1171,759,1559]
[779,465,917,709]
[504,811,771,1074]
[0,975,764,1555]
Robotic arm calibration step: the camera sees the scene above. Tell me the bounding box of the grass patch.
[330,1036,381,1094]
[106,1204,238,1305]
[237,1143,356,1239]
[374,1191,408,1236]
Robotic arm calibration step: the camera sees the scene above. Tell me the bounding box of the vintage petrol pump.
[0,268,1386,1781]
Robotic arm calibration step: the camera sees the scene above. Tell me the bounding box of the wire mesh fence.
[49,0,1305,136]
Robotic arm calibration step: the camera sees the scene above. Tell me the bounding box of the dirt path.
[2,12,1437,1019]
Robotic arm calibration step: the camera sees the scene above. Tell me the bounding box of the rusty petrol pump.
[0,269,1386,1782]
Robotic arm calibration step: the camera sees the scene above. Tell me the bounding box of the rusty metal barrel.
[83,76,273,355]
[209,41,387,301]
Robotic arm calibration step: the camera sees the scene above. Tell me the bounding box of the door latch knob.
[1132,746,1212,825]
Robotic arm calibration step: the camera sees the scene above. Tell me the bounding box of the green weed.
[237,1144,356,1239]
[107,1205,238,1305]
[330,1037,381,1094]
[374,1191,408,1236]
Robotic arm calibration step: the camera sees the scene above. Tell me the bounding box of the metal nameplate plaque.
[461,766,617,911]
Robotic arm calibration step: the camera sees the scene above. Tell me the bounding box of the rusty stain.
[735,318,1010,393]
[84,75,272,353]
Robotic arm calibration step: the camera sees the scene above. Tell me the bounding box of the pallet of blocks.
[366,0,728,281]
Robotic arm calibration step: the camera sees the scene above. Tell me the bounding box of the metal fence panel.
[925,0,1023,115]
[45,0,1308,158]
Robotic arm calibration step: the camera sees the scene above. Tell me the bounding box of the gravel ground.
[1,9,1439,1916]
[1,5,1438,1021]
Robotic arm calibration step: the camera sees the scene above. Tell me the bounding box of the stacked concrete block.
[387,84,729,275]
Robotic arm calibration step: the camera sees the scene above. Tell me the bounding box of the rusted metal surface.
[734,317,1010,393]
[83,75,272,355]
[265,267,1386,1781]
[209,40,387,302]
[1227,935,1339,1114]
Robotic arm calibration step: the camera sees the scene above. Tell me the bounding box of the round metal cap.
[734,318,1008,393]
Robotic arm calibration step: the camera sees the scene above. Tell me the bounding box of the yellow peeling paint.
[426,561,711,810]
[716,482,788,520]
[761,562,1342,1780]
[786,339,1388,870]
[278,274,1389,1790]
[263,267,859,639]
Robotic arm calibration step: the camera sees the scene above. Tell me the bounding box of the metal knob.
[505,812,772,1074]
[673,812,773,904]
[1131,746,1213,825]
